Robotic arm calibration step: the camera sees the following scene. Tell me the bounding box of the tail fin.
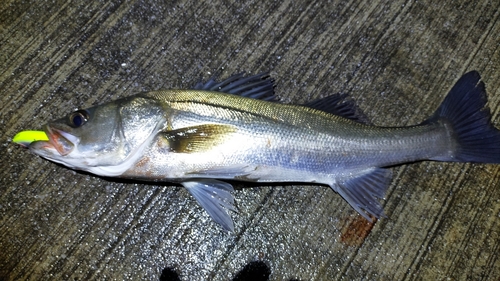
[427,71,500,163]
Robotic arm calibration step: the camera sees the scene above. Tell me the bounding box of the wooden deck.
[1,0,499,280]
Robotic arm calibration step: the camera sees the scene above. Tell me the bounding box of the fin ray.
[162,124,236,153]
[333,168,392,221]
[305,93,370,124]
[425,71,500,163]
[193,72,276,100]
[182,180,236,232]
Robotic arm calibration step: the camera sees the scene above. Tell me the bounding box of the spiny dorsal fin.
[193,72,277,101]
[162,124,237,153]
[305,93,371,124]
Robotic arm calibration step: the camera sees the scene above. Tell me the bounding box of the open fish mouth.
[45,126,80,156]
[13,126,79,156]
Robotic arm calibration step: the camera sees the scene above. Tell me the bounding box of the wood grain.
[1,0,499,280]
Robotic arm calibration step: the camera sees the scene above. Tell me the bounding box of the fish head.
[23,96,165,175]
[30,104,120,166]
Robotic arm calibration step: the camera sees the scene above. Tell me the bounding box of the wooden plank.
[1,0,499,280]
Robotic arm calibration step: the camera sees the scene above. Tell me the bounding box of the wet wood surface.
[1,0,499,280]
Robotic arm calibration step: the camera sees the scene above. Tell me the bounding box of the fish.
[13,71,500,232]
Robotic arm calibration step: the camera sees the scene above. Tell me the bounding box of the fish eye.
[68,110,90,128]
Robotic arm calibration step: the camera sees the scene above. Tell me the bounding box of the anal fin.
[333,168,392,221]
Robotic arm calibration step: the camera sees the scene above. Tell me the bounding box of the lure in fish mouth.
[13,71,500,232]
[13,128,76,161]
[18,127,84,171]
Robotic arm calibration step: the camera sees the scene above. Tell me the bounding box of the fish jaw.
[45,125,80,156]
[26,128,126,175]
[27,125,80,165]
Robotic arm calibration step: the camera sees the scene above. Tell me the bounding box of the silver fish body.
[122,90,452,181]
[23,71,500,231]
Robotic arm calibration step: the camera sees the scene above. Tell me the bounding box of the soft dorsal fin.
[193,72,277,101]
[305,93,371,124]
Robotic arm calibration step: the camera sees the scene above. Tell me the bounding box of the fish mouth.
[28,125,79,156]
[45,125,80,156]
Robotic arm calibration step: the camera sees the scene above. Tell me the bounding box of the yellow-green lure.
[13,130,49,147]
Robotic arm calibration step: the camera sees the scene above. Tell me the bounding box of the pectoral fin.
[162,124,236,153]
[332,168,392,221]
[182,179,237,232]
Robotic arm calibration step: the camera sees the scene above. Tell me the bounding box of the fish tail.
[426,71,500,163]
